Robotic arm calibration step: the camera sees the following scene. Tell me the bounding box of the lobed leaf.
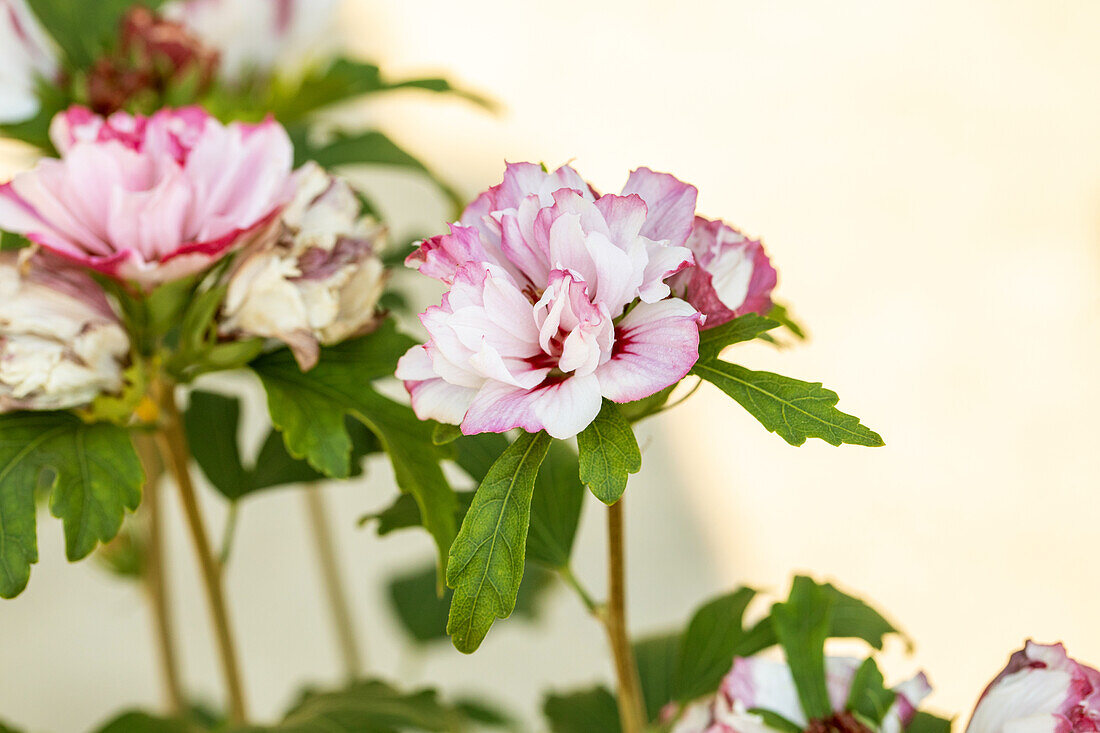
[577,400,641,505]
[0,412,143,598]
[251,323,457,575]
[696,313,781,361]
[692,361,883,447]
[446,431,551,653]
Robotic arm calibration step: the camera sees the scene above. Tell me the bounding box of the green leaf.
[769,302,806,340]
[296,129,463,214]
[0,232,29,251]
[251,321,417,477]
[691,361,884,447]
[388,561,551,644]
[183,391,249,498]
[674,587,758,701]
[185,391,381,501]
[92,712,196,733]
[251,324,458,575]
[826,581,907,651]
[618,384,676,423]
[267,59,386,122]
[577,400,641,504]
[449,432,585,570]
[543,688,621,733]
[432,422,463,445]
[770,576,835,719]
[451,432,509,483]
[697,314,781,361]
[0,412,143,598]
[729,578,906,657]
[845,658,896,726]
[236,679,460,732]
[353,391,459,579]
[381,76,496,110]
[907,712,954,733]
[747,709,803,733]
[446,431,551,653]
[527,441,584,568]
[634,632,680,723]
[360,490,474,537]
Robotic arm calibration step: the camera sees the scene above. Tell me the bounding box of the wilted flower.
[87,6,219,116]
[966,641,1100,733]
[672,656,931,733]
[164,0,338,81]
[0,0,58,124]
[396,162,704,439]
[670,216,777,328]
[0,106,296,289]
[0,252,129,411]
[220,162,387,370]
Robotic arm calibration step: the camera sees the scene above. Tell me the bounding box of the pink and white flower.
[164,0,338,81]
[0,0,58,124]
[669,216,777,328]
[0,252,129,412]
[397,162,705,439]
[220,162,388,370]
[0,106,297,289]
[672,656,931,733]
[966,642,1100,733]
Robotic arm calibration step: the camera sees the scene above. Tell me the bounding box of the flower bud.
[87,6,219,116]
[220,163,387,370]
[670,216,777,328]
[967,641,1100,733]
[0,252,129,411]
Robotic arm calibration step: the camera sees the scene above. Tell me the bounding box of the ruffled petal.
[620,166,698,247]
[596,298,702,403]
[461,374,603,439]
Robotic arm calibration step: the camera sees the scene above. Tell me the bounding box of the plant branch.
[134,430,185,715]
[303,486,363,679]
[605,499,647,733]
[558,564,600,615]
[155,385,248,724]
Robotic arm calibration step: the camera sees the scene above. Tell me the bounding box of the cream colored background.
[1,0,1099,730]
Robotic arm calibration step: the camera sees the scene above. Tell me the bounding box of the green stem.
[156,385,249,725]
[303,487,363,679]
[135,431,185,715]
[559,564,600,614]
[605,499,647,733]
[218,501,240,567]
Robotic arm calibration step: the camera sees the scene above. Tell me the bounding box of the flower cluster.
[0,106,296,288]
[397,162,777,439]
[672,656,930,733]
[0,105,386,411]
